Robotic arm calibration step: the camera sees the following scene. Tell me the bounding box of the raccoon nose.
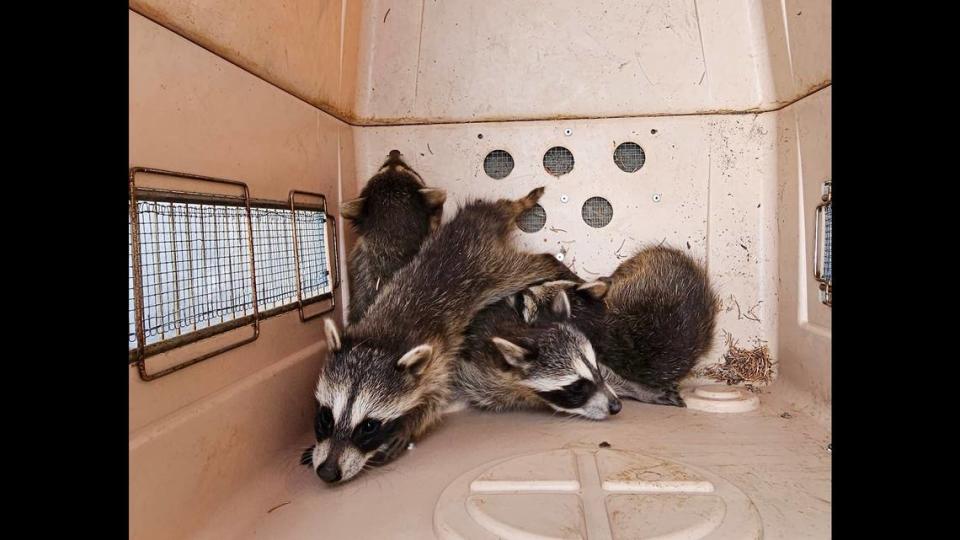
[316,460,342,483]
[608,399,622,415]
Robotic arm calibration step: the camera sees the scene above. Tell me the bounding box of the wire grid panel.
[543,146,575,176]
[130,201,254,349]
[483,150,515,179]
[129,202,332,350]
[581,196,614,228]
[293,209,332,299]
[251,207,299,311]
[129,217,137,349]
[614,142,646,173]
[823,202,831,282]
[516,204,547,233]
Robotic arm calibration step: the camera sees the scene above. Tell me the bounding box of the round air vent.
[614,142,646,173]
[516,204,546,233]
[543,146,575,176]
[483,150,515,180]
[582,196,613,228]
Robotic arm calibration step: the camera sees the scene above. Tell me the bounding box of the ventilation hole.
[581,197,613,228]
[543,146,575,176]
[483,150,515,180]
[516,204,547,233]
[614,142,646,173]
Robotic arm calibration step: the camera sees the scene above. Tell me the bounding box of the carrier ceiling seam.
[131,8,830,129]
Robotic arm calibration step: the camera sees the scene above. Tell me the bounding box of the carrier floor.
[193,384,830,539]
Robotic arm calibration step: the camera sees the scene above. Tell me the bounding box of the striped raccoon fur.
[340,150,446,324]
[307,187,567,483]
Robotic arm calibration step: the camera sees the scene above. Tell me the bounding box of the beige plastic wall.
[349,91,831,411]
[773,87,832,425]
[128,1,829,538]
[347,0,829,123]
[128,11,354,539]
[345,0,831,399]
[131,0,829,124]
[128,0,359,119]
[351,113,779,379]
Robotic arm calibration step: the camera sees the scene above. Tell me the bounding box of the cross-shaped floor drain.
[459,449,720,539]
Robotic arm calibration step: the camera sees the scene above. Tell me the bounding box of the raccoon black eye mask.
[535,377,597,409]
[304,384,412,482]
[314,406,334,440]
[351,418,403,454]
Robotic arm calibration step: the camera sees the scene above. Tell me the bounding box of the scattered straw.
[267,501,291,514]
[697,330,775,386]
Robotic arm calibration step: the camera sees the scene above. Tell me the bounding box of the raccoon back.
[601,245,719,387]
[350,189,564,352]
[344,159,444,323]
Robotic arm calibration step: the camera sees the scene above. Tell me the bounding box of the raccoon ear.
[340,197,366,220]
[491,337,533,369]
[577,280,609,300]
[396,344,434,376]
[519,291,538,323]
[420,188,446,210]
[551,290,572,319]
[323,318,342,352]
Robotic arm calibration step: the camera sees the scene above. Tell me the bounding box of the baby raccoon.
[455,245,716,418]
[457,280,624,420]
[306,188,567,483]
[340,150,446,324]
[457,278,680,420]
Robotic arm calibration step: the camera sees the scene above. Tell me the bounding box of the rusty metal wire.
[128,202,330,350]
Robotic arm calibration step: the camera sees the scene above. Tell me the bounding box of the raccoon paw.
[655,388,686,408]
[371,436,411,466]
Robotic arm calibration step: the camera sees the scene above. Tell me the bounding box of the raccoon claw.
[601,365,685,407]
[370,436,411,466]
[299,446,314,466]
[655,388,686,408]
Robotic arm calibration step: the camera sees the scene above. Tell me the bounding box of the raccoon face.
[306,319,434,483]
[492,290,621,420]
